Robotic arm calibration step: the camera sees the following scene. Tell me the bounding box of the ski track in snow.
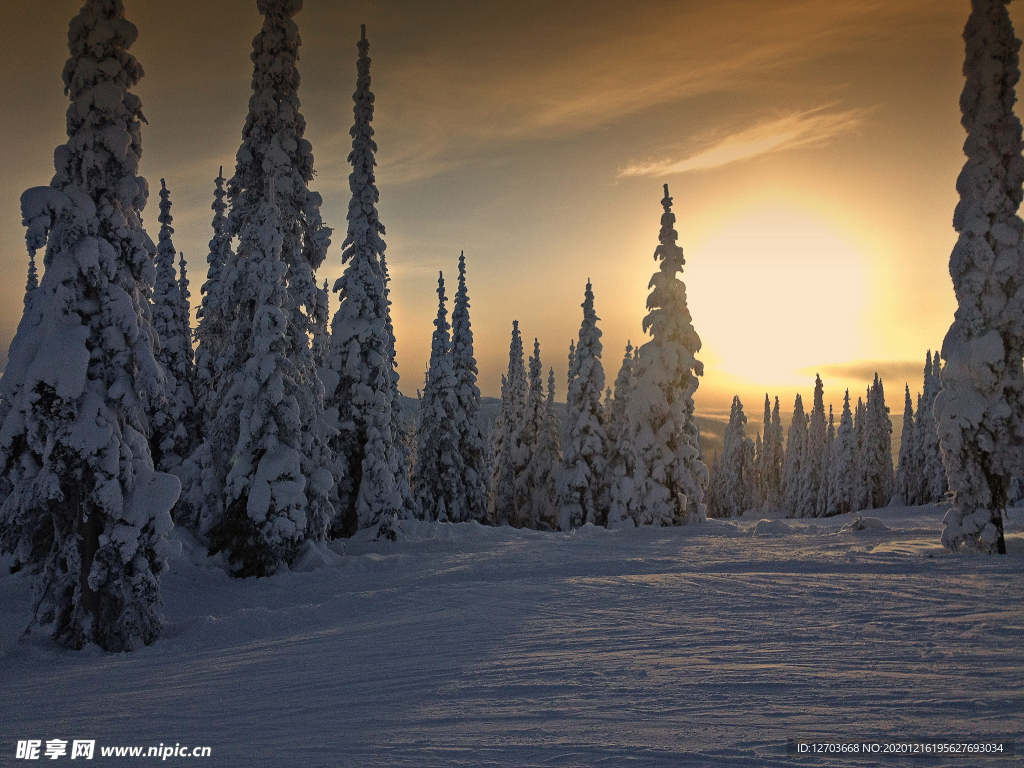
[0,505,1021,768]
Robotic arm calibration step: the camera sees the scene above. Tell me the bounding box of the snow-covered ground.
[1,505,1021,767]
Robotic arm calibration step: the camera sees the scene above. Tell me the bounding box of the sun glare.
[684,205,868,388]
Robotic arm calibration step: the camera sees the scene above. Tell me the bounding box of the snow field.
[1,504,1021,767]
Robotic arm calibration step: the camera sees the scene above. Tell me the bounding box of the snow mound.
[750,519,793,537]
[840,514,890,533]
[291,541,345,572]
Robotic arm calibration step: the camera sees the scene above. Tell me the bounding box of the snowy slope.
[1,505,1021,767]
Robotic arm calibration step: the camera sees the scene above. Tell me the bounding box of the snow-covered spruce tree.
[719,396,755,518]
[512,340,547,528]
[921,351,948,503]
[312,278,329,371]
[895,384,917,504]
[413,273,464,522]
[862,374,894,509]
[607,342,638,527]
[206,196,314,577]
[628,185,707,526]
[796,375,828,517]
[753,430,763,502]
[489,322,527,524]
[827,390,859,516]
[380,252,416,522]
[556,281,609,529]
[528,369,562,530]
[149,181,196,480]
[567,339,577,393]
[853,395,868,510]
[325,27,413,536]
[194,167,234,423]
[176,252,195,377]
[759,395,785,513]
[204,0,334,547]
[782,395,807,517]
[0,0,179,651]
[937,0,1024,553]
[450,251,489,522]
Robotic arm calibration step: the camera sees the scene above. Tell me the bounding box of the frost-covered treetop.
[257,0,302,17]
[26,0,149,258]
[228,0,328,272]
[641,184,703,375]
[342,24,386,273]
[158,178,174,245]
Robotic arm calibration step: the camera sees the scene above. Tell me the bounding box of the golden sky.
[1,0,1019,425]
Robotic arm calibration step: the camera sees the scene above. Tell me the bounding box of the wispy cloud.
[619,106,868,177]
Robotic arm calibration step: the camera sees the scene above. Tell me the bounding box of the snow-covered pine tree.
[720,396,754,518]
[527,369,562,530]
[380,252,416,522]
[853,395,868,510]
[489,322,527,525]
[194,167,234,423]
[207,195,313,577]
[325,26,410,536]
[895,384,917,504]
[149,181,196,480]
[567,339,577,393]
[937,0,1024,553]
[413,273,464,522]
[753,430,763,505]
[759,395,785,513]
[607,342,638,527]
[0,0,178,650]
[312,278,329,371]
[512,339,546,527]
[911,352,932,503]
[862,374,894,509]
[921,351,948,503]
[796,375,828,517]
[176,252,195,379]
[556,281,609,529]
[628,185,707,526]
[827,390,859,516]
[204,0,334,547]
[782,395,807,517]
[822,404,835,513]
[450,251,489,522]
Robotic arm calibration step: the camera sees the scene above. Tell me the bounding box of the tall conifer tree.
[782,395,808,516]
[895,384,917,505]
[325,26,408,535]
[489,322,527,524]
[450,252,489,522]
[203,0,333,551]
[194,168,234,422]
[827,390,859,516]
[514,340,547,527]
[796,375,828,517]
[628,186,707,526]
[413,274,464,522]
[607,343,638,527]
[556,281,609,529]
[0,0,178,650]
[936,0,1024,553]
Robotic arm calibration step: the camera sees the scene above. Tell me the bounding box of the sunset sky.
[2,0,1021,426]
